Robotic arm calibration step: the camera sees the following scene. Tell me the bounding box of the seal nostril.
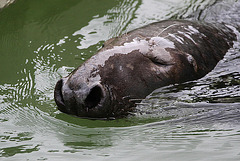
[84,85,103,109]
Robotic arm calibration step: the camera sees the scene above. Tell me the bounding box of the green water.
[0,0,240,160]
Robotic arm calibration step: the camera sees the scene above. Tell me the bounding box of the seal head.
[54,20,236,119]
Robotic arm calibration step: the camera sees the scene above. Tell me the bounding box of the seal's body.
[54,20,236,119]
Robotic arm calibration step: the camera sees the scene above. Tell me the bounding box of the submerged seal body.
[54,20,237,119]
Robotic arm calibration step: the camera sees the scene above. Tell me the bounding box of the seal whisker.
[157,23,178,37]
[135,102,149,105]
[129,98,144,102]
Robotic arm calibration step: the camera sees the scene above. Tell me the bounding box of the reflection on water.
[72,0,142,50]
[0,0,240,160]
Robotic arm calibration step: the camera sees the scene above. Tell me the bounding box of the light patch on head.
[110,64,114,69]
[119,66,123,71]
[168,33,184,44]
[88,74,101,84]
[152,65,172,78]
[186,53,198,72]
[147,37,175,64]
[76,35,176,84]
[187,25,200,34]
[168,26,202,45]
[149,37,175,48]
[126,63,134,70]
[149,47,174,64]
[87,36,176,68]
[178,31,197,44]
[168,25,203,45]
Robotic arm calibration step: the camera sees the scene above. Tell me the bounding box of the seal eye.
[144,48,174,66]
[146,53,174,66]
[150,56,170,66]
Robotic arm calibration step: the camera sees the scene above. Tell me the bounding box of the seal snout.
[54,77,108,118]
[54,79,67,113]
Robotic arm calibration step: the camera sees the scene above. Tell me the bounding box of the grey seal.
[54,20,237,119]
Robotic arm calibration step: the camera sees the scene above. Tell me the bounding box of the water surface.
[0,0,240,160]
